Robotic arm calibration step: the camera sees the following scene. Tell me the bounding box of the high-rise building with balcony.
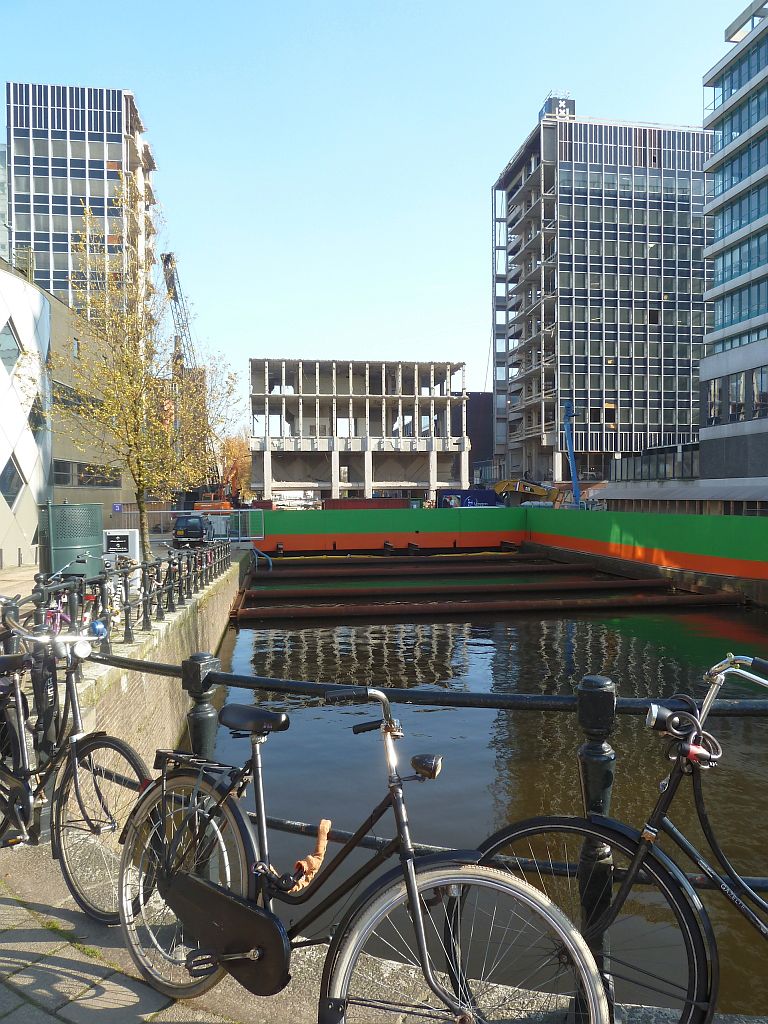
[0,145,8,261]
[492,96,711,483]
[5,83,156,305]
[699,2,768,486]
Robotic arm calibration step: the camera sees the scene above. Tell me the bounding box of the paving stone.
[58,973,171,1024]
[150,1002,235,1024]
[0,1003,57,1024]
[4,942,114,1012]
[0,897,36,935]
[0,928,68,982]
[0,981,24,1017]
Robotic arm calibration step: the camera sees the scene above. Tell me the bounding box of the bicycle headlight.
[73,639,92,661]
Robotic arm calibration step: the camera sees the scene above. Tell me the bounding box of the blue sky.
[4,0,730,422]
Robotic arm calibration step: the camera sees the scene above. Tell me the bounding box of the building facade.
[699,2,768,488]
[250,359,469,502]
[0,144,7,261]
[4,83,156,305]
[0,260,51,565]
[493,97,712,483]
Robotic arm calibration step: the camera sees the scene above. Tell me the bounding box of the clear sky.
[4,0,731,422]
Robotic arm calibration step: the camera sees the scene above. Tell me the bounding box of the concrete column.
[263,449,272,500]
[428,450,437,502]
[364,449,373,498]
[460,448,469,489]
[331,449,340,499]
[552,451,563,482]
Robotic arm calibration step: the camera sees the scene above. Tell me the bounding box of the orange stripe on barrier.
[529,532,768,581]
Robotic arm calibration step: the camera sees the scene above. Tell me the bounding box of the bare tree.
[54,192,238,559]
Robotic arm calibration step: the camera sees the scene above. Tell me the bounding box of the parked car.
[171,514,212,548]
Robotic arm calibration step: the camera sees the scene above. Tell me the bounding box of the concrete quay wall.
[78,561,240,768]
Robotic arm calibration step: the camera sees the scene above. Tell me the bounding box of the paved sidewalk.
[0,842,323,1024]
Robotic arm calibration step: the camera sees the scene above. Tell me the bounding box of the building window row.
[610,445,699,481]
[560,305,704,326]
[557,124,709,171]
[708,32,768,112]
[8,85,123,135]
[713,180,768,239]
[712,78,768,152]
[11,138,123,161]
[558,165,705,196]
[52,460,122,488]
[557,236,704,261]
[559,271,704,292]
[712,130,768,198]
[705,365,768,423]
[713,227,768,285]
[558,204,704,228]
[714,278,768,328]
[709,323,768,354]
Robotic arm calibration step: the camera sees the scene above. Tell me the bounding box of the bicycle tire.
[478,816,710,1024]
[323,863,609,1023]
[0,688,25,842]
[119,771,254,998]
[54,735,149,923]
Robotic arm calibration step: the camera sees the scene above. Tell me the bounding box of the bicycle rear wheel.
[54,735,149,923]
[119,771,254,998]
[324,863,609,1023]
[479,817,710,1024]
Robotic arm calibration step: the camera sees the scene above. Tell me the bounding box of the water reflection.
[217,607,768,1013]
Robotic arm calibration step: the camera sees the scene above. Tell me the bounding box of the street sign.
[112,503,123,513]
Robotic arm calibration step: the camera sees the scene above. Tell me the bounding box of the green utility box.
[39,501,104,578]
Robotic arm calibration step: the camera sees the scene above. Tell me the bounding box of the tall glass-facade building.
[4,83,156,305]
[0,144,7,261]
[492,97,712,482]
[699,3,768,484]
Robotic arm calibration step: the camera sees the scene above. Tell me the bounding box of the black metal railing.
[2,541,232,656]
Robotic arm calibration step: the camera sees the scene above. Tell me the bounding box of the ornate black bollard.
[185,550,193,600]
[576,674,618,1019]
[154,560,165,622]
[140,562,152,631]
[32,574,47,627]
[66,581,80,635]
[165,558,176,614]
[121,567,135,644]
[176,551,186,607]
[97,571,112,653]
[181,652,221,759]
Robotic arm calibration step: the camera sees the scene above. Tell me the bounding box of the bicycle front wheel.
[54,735,149,923]
[324,863,609,1023]
[119,771,254,999]
[479,817,710,1024]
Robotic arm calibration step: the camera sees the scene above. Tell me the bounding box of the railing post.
[181,652,220,759]
[185,550,193,599]
[166,557,176,614]
[576,674,617,1018]
[66,581,80,634]
[121,567,135,644]
[154,560,165,622]
[97,571,112,653]
[176,551,186,607]
[32,574,46,627]
[141,562,152,631]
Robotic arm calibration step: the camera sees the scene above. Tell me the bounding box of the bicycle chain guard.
[162,871,291,996]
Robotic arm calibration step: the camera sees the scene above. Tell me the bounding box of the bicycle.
[119,685,609,1022]
[0,596,149,922]
[477,653,768,1024]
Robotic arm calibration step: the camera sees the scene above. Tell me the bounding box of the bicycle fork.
[385,731,468,1020]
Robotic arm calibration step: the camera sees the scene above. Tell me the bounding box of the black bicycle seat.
[218,704,289,735]
[0,653,31,674]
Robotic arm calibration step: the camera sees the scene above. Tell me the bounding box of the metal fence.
[113,508,263,546]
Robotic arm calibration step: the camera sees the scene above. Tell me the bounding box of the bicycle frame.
[159,691,471,1018]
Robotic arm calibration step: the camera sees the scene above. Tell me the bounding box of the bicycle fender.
[589,812,720,1015]
[318,849,483,1001]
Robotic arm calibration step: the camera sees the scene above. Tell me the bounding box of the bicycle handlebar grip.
[324,685,369,704]
[750,656,768,677]
[352,719,383,735]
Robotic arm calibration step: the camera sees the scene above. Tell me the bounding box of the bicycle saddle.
[218,704,290,735]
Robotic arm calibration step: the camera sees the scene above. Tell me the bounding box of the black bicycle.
[118,685,609,1022]
[478,652,768,1024]
[0,595,149,922]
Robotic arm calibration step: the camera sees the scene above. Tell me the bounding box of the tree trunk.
[136,488,152,563]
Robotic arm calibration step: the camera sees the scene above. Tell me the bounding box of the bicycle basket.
[163,871,291,996]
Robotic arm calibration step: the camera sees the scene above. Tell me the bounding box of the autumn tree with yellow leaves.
[54,193,238,559]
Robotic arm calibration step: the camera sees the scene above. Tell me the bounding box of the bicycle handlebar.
[324,685,395,727]
[0,613,93,651]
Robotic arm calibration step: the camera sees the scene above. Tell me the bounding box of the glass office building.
[699,2,768,482]
[4,83,156,305]
[0,144,7,261]
[492,97,712,482]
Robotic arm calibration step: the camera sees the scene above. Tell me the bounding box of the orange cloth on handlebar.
[289,819,332,892]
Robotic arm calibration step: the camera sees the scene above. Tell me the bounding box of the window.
[0,319,22,374]
[729,373,745,422]
[754,366,768,418]
[53,459,73,485]
[76,463,122,487]
[0,457,24,508]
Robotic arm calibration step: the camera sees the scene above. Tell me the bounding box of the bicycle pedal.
[184,950,219,977]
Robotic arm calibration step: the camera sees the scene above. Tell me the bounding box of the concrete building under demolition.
[249,358,470,503]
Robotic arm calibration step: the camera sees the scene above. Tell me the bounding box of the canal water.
[215,607,768,1014]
